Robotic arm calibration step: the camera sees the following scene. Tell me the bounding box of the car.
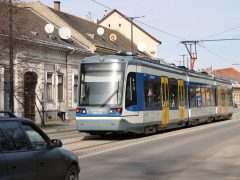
[0,111,80,180]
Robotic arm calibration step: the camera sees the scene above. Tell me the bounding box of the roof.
[48,7,145,55]
[98,9,161,44]
[0,4,88,51]
[213,68,240,79]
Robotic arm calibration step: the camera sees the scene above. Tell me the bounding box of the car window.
[0,130,3,152]
[0,121,31,152]
[22,124,48,150]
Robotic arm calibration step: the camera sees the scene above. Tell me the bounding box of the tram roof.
[81,55,231,84]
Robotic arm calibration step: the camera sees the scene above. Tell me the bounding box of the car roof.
[0,111,33,123]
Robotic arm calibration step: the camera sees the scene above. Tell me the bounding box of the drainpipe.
[65,47,75,120]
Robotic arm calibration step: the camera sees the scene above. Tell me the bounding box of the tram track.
[62,118,239,158]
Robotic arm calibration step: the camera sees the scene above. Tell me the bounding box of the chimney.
[54,1,61,11]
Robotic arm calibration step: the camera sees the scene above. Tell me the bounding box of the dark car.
[0,111,80,180]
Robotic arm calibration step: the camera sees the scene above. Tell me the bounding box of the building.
[212,68,240,106]
[0,1,146,125]
[98,9,161,58]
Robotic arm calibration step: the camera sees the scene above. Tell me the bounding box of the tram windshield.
[79,62,125,106]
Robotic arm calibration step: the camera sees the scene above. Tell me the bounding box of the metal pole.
[8,0,14,112]
[130,17,133,53]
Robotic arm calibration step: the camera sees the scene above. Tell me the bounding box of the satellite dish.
[59,27,72,40]
[97,27,105,36]
[44,23,54,34]
[109,34,117,42]
[150,48,156,54]
[137,43,146,52]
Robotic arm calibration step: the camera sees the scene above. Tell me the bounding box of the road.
[77,118,240,180]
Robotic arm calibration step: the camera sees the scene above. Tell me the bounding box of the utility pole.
[129,16,145,53]
[8,0,14,113]
[179,54,187,67]
[180,41,198,70]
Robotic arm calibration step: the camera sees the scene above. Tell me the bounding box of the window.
[169,78,178,109]
[201,87,206,106]
[144,77,161,110]
[221,89,226,107]
[125,72,137,108]
[47,73,53,101]
[0,122,31,152]
[196,87,201,107]
[108,24,111,27]
[119,24,121,27]
[22,124,48,150]
[189,86,196,108]
[144,80,153,108]
[58,74,63,100]
[228,89,233,106]
[74,76,78,103]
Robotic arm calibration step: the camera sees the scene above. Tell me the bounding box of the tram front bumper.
[76,117,127,131]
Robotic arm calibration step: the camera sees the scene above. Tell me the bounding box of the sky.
[26,0,240,71]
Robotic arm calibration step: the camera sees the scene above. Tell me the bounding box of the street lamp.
[129,15,145,53]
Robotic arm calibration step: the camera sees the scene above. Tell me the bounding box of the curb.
[44,128,78,135]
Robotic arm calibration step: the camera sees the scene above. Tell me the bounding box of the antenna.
[44,23,54,34]
[59,27,72,40]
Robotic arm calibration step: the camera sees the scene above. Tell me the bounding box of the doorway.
[24,72,38,121]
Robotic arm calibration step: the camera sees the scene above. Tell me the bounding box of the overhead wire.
[89,0,238,66]
[89,0,186,41]
[203,25,240,40]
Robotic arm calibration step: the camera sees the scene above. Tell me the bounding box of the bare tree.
[0,1,47,126]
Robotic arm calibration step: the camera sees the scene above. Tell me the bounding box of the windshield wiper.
[100,82,119,107]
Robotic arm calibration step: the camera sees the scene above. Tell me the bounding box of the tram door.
[217,86,222,114]
[178,80,185,121]
[161,77,169,128]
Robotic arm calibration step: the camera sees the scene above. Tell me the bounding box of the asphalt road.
[78,118,240,180]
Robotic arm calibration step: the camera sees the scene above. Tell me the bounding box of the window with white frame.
[74,75,78,103]
[46,73,53,101]
[58,74,63,100]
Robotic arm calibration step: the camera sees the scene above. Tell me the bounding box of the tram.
[76,55,233,135]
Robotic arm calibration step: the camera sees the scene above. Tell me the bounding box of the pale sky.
[27,0,240,71]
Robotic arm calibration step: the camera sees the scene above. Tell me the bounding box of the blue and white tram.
[76,55,233,135]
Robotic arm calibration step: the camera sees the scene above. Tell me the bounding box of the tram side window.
[209,88,215,106]
[169,79,178,109]
[190,86,196,108]
[125,72,137,108]
[196,87,202,107]
[153,81,161,108]
[221,89,226,107]
[201,87,206,106]
[144,80,153,108]
[144,79,161,109]
[228,89,233,106]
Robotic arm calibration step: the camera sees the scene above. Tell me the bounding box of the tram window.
[153,81,161,108]
[190,86,196,108]
[169,79,178,109]
[125,72,137,108]
[144,80,153,108]
[144,79,161,109]
[201,87,206,106]
[222,89,226,107]
[228,89,233,106]
[196,87,202,107]
[205,88,210,106]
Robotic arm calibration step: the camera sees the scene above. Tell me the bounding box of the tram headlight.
[76,108,87,114]
[109,107,122,114]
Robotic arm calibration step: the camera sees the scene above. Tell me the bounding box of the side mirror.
[51,139,62,148]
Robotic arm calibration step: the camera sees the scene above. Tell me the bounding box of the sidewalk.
[41,119,78,134]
